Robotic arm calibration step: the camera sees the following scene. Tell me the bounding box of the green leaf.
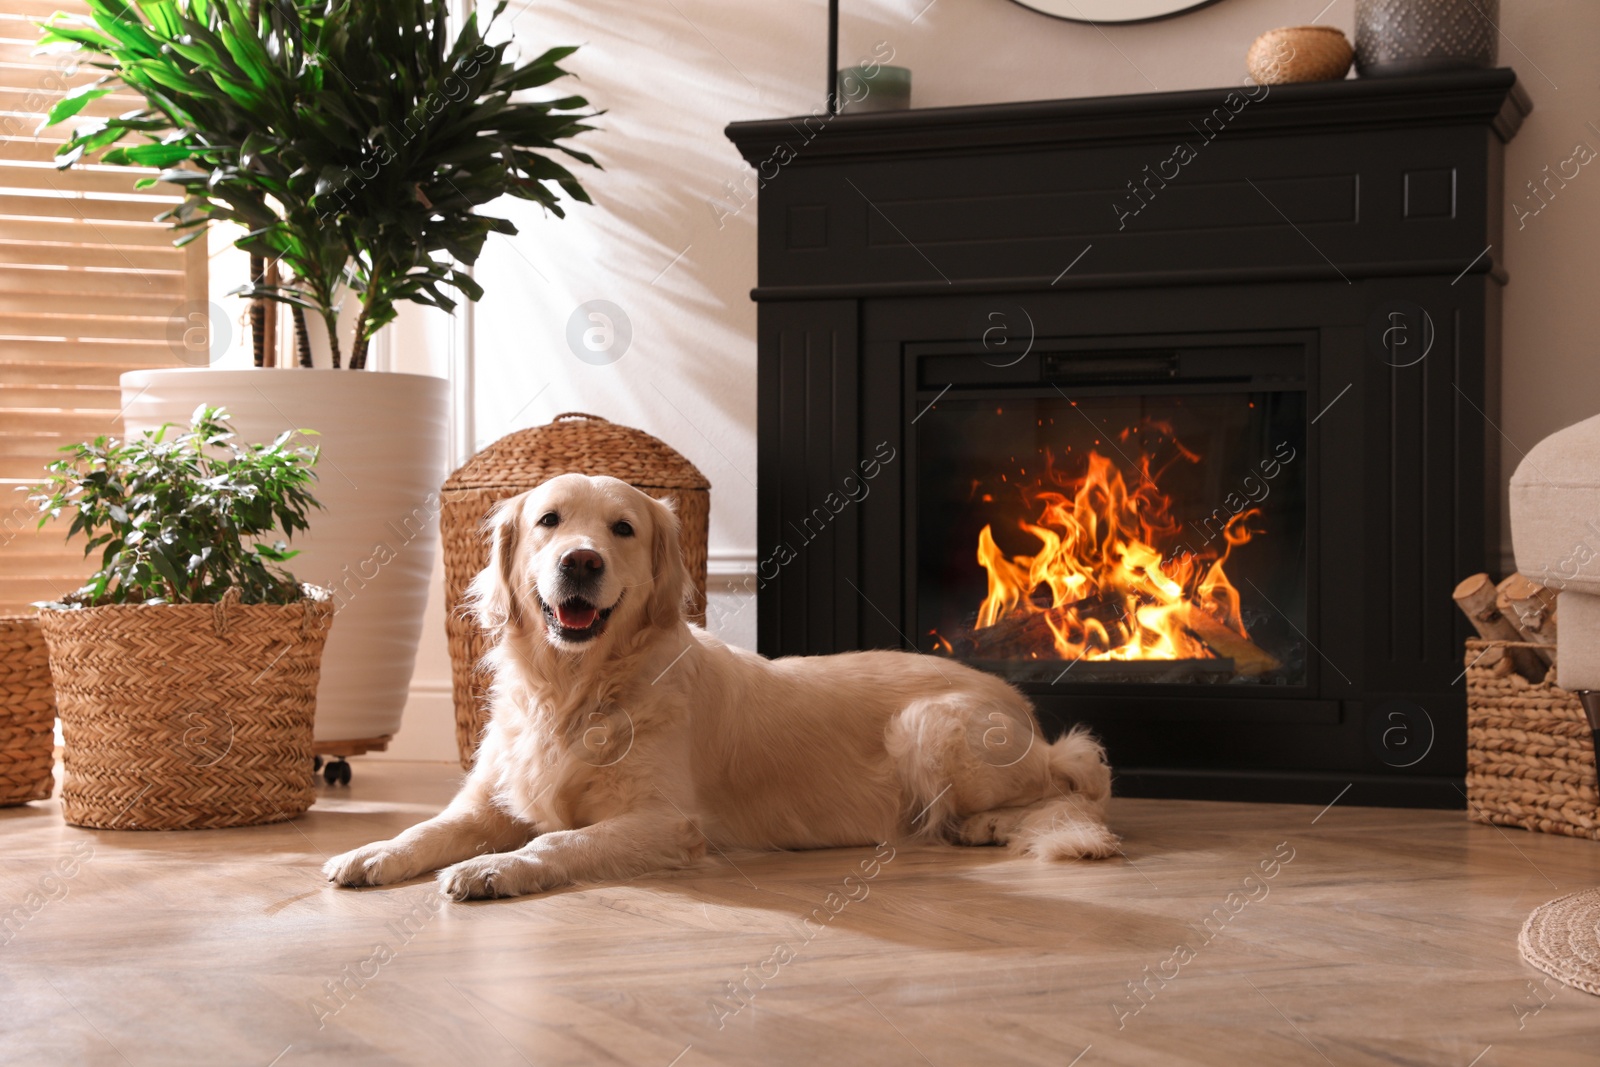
[84,0,164,59]
[36,22,119,54]
[148,546,184,589]
[217,21,271,90]
[44,86,113,127]
[105,141,194,167]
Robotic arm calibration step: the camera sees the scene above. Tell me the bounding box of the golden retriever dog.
[324,474,1117,900]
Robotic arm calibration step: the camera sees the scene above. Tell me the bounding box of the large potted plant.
[38,0,598,748]
[30,406,333,830]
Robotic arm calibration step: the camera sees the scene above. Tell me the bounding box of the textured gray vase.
[1355,0,1498,77]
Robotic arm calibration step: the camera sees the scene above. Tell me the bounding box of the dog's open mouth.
[540,595,616,643]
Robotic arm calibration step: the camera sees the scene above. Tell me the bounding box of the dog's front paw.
[437,854,554,901]
[323,841,419,887]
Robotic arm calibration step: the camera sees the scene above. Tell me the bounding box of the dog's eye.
[538,512,559,528]
[612,520,634,538]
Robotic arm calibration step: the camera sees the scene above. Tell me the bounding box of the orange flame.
[969,434,1261,663]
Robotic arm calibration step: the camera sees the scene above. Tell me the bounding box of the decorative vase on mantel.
[1354,0,1498,78]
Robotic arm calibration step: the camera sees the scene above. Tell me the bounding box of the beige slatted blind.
[0,0,202,613]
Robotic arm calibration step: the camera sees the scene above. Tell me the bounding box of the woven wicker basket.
[1466,639,1599,842]
[442,413,710,768]
[1247,25,1354,84]
[0,615,56,806]
[38,586,334,830]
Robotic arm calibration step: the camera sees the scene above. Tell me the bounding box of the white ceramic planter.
[119,368,450,746]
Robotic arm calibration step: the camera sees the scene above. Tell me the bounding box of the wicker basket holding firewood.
[1465,639,1599,841]
[1456,569,1598,840]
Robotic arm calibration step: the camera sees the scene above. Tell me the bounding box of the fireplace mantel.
[730,68,1529,165]
[727,70,1529,807]
[729,69,1530,300]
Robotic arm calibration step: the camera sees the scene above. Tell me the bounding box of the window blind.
[0,0,203,613]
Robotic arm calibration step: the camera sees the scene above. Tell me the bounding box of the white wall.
[369,0,1600,760]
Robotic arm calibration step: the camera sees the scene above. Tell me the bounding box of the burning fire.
[959,426,1262,664]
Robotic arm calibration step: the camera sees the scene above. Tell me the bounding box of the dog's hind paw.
[954,810,1009,847]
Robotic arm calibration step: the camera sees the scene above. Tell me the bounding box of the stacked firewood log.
[946,598,1282,675]
[1453,572,1559,684]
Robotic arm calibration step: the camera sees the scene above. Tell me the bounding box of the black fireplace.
[728,70,1530,807]
[914,335,1309,691]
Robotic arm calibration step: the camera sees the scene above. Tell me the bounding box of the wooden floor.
[2,761,1597,1067]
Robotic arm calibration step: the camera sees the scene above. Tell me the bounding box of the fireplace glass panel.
[916,390,1308,687]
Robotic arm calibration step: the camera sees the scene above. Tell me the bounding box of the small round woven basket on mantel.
[441,413,710,768]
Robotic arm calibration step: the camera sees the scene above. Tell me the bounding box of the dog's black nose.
[560,548,605,575]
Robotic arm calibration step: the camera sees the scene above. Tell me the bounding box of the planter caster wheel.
[323,757,351,786]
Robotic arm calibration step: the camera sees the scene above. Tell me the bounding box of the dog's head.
[470,473,686,651]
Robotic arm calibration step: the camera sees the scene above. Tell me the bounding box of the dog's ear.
[469,494,527,637]
[644,494,687,630]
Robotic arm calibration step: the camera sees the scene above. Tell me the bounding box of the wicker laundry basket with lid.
[441,413,710,768]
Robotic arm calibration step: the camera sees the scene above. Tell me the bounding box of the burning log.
[1453,573,1547,682]
[961,607,1058,663]
[958,603,1279,676]
[1175,604,1281,677]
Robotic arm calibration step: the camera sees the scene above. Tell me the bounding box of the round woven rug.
[1519,888,1600,996]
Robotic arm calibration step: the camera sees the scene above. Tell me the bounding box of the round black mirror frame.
[1008,0,1226,25]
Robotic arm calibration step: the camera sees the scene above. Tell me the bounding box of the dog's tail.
[1045,724,1112,810]
[1001,727,1119,861]
[889,700,1119,861]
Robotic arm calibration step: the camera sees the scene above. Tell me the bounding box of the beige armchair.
[1509,412,1600,770]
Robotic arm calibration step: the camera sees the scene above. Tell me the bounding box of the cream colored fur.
[324,474,1117,900]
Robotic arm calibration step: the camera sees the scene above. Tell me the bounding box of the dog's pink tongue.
[556,601,598,629]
